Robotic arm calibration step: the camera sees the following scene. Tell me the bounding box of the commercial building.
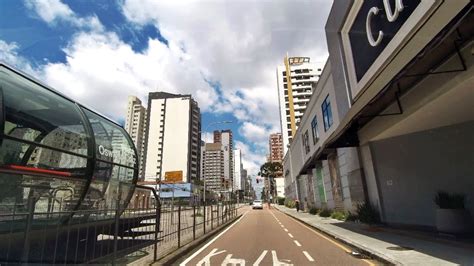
[143,92,201,184]
[277,56,323,154]
[284,0,474,230]
[213,130,233,190]
[202,142,225,192]
[268,133,284,163]
[125,96,147,179]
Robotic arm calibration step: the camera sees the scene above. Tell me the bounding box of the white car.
[252,200,263,209]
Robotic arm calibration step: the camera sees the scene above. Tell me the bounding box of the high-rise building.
[268,133,284,163]
[143,92,201,183]
[202,142,225,191]
[125,96,147,178]
[213,130,233,190]
[233,149,244,191]
[277,56,323,154]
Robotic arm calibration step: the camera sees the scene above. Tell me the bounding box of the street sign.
[165,170,183,183]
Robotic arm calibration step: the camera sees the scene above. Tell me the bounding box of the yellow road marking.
[272,209,375,266]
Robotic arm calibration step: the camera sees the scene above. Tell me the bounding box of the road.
[179,205,377,265]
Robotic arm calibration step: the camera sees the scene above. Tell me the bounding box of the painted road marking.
[221,254,245,265]
[271,250,293,266]
[196,248,226,266]
[294,240,302,247]
[288,233,293,238]
[284,228,288,232]
[303,251,314,262]
[280,225,284,228]
[180,212,248,266]
[272,210,374,266]
[253,250,268,266]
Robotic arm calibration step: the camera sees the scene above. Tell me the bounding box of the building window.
[311,116,319,144]
[302,130,310,154]
[321,95,333,131]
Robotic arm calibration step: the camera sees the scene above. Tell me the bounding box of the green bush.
[319,208,331,217]
[345,212,358,222]
[309,207,319,215]
[434,191,465,209]
[356,202,380,224]
[330,211,347,221]
[284,199,296,208]
[277,197,285,205]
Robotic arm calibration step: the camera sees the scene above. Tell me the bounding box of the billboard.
[159,183,192,198]
[164,170,183,183]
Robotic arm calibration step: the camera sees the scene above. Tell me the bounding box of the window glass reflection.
[0,68,89,156]
[81,108,136,168]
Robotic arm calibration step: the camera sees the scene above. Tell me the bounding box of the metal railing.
[0,186,242,264]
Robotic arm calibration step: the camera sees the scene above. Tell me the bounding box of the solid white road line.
[284,228,288,232]
[303,251,315,262]
[294,240,302,247]
[288,233,293,238]
[180,211,248,266]
[253,250,268,266]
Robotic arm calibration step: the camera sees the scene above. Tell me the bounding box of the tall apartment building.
[233,149,244,190]
[277,56,323,154]
[125,96,147,178]
[213,130,233,190]
[268,133,284,163]
[143,92,201,183]
[202,143,225,191]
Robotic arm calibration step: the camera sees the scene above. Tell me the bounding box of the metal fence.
[0,185,241,264]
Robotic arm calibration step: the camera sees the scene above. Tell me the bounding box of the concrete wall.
[322,160,335,209]
[337,147,366,212]
[370,121,474,227]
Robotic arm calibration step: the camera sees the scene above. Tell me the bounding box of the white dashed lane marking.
[288,233,294,238]
[284,228,288,232]
[294,240,302,247]
[303,251,315,262]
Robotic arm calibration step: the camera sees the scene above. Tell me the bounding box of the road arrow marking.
[271,250,293,266]
[197,248,227,266]
[253,250,267,266]
[221,254,245,265]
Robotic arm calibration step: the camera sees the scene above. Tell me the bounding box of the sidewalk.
[274,205,474,265]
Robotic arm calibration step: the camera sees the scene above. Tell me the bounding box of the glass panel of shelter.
[0,66,91,227]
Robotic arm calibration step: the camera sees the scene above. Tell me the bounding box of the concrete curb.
[274,206,398,265]
[152,214,243,266]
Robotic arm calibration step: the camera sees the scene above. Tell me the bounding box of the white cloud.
[25,0,104,31]
[0,40,37,76]
[38,31,219,120]
[121,0,332,175]
[9,0,332,177]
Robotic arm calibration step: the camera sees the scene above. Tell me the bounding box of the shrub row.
[305,202,380,224]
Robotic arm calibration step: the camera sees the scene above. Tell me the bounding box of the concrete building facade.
[125,96,147,178]
[143,92,201,184]
[202,143,225,192]
[277,57,323,154]
[284,0,474,230]
[268,133,284,163]
[213,130,233,190]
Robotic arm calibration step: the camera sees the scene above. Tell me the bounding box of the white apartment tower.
[143,92,201,183]
[125,96,147,178]
[213,130,233,191]
[277,56,323,154]
[202,143,225,191]
[233,149,244,191]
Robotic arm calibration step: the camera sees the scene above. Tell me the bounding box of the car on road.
[252,200,263,209]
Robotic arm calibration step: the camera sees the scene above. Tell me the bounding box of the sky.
[0,0,332,189]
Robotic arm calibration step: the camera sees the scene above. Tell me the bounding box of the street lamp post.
[200,121,233,205]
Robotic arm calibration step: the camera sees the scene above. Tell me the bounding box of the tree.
[258,162,283,202]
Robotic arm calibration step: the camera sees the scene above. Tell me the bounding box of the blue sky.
[0,0,331,185]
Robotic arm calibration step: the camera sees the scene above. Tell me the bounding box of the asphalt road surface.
[179,205,378,265]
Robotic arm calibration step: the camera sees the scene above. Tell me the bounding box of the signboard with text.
[164,171,183,183]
